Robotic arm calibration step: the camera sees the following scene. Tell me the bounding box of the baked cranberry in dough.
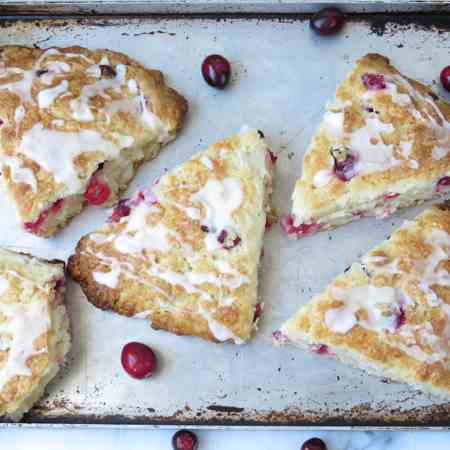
[68,128,275,344]
[281,203,450,400]
[288,53,450,238]
[0,46,187,237]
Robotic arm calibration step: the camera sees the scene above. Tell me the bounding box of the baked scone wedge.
[280,202,450,399]
[284,53,450,237]
[0,45,187,237]
[0,249,70,420]
[68,128,275,343]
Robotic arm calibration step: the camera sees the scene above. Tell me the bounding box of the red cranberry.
[121,342,157,379]
[85,173,111,205]
[395,306,406,330]
[217,229,228,244]
[138,188,158,205]
[51,198,65,213]
[253,303,263,322]
[224,236,241,250]
[201,54,231,89]
[310,8,345,36]
[172,430,198,450]
[24,209,49,234]
[281,214,321,237]
[429,91,439,101]
[436,176,450,192]
[440,66,450,92]
[362,73,386,90]
[109,199,131,223]
[200,225,210,233]
[272,330,289,344]
[383,192,400,202]
[267,150,278,164]
[301,437,327,450]
[310,344,331,355]
[333,153,357,182]
[55,277,65,290]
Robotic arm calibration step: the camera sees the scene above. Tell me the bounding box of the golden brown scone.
[284,53,450,237]
[0,45,188,237]
[68,128,275,344]
[281,202,450,400]
[0,248,70,420]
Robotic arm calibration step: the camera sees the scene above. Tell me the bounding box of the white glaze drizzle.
[37,80,68,109]
[0,298,50,391]
[17,123,119,193]
[1,155,38,192]
[191,178,243,251]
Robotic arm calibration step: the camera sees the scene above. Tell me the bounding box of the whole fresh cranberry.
[201,54,231,89]
[85,173,111,205]
[310,8,345,36]
[172,430,198,450]
[362,73,386,90]
[301,437,327,450]
[121,342,157,379]
[440,66,450,92]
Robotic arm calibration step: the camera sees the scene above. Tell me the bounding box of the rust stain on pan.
[13,399,450,427]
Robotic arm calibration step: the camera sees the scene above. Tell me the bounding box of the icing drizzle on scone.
[325,226,450,366]
[0,46,187,235]
[73,129,273,344]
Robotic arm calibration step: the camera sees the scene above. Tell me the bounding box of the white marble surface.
[3,429,450,449]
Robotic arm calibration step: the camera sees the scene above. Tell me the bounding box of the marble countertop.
[4,429,449,450]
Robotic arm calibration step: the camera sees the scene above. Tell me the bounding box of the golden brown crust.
[282,203,450,399]
[0,247,70,418]
[292,53,450,233]
[0,45,187,235]
[69,128,274,344]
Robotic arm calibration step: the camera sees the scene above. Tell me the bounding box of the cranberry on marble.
[172,430,198,450]
[310,344,332,355]
[362,73,386,90]
[301,437,327,450]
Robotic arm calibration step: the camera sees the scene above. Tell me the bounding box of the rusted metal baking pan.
[0,7,449,429]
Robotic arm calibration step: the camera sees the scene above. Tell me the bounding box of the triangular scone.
[285,53,450,237]
[281,203,450,399]
[0,249,70,419]
[0,46,187,237]
[68,128,275,344]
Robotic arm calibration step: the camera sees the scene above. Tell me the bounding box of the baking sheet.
[0,12,450,428]
[1,1,450,14]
